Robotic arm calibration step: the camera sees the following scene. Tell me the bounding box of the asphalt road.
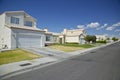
[4,42,120,80]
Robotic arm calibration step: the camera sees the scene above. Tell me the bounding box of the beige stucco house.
[96,34,108,41]
[44,28,87,45]
[60,28,87,44]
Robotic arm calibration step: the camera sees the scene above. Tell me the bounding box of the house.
[44,29,59,46]
[0,11,45,49]
[44,28,87,45]
[96,34,108,41]
[60,28,87,44]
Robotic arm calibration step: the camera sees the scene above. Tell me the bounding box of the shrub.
[65,42,79,44]
[84,35,96,43]
[112,37,118,41]
[96,40,107,43]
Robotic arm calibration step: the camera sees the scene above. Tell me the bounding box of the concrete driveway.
[25,47,73,59]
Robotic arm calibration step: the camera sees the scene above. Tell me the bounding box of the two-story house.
[0,11,45,49]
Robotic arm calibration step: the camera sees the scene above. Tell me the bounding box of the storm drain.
[48,54,54,56]
[90,51,96,53]
[20,63,32,66]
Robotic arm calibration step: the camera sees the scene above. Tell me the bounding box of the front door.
[59,38,62,44]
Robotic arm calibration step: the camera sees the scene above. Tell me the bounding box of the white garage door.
[17,35,41,48]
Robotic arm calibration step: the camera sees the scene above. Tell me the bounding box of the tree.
[107,37,110,40]
[84,35,96,43]
[112,37,118,41]
[84,35,91,43]
[92,35,96,43]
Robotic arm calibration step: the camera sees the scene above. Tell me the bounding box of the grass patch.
[53,43,94,48]
[64,43,94,48]
[50,43,106,52]
[0,49,42,65]
[49,45,84,52]
[49,43,94,52]
[91,43,105,47]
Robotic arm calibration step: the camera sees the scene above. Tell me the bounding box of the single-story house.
[44,28,87,45]
[60,28,87,44]
[96,34,108,41]
[44,29,59,46]
[0,11,45,49]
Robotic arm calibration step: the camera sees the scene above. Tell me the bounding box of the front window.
[24,21,33,27]
[11,17,19,24]
[46,35,51,41]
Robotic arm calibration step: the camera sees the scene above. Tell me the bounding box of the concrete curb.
[0,57,57,80]
[67,41,119,60]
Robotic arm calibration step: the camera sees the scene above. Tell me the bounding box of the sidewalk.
[0,57,57,77]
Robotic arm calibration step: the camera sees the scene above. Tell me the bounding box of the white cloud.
[96,24,107,30]
[112,22,120,27]
[77,25,85,29]
[87,22,100,28]
[106,26,115,31]
[115,29,120,32]
[106,22,120,31]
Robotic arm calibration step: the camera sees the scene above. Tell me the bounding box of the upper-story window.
[11,17,19,24]
[24,21,33,27]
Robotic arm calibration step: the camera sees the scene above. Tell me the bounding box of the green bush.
[112,37,118,41]
[96,40,107,43]
[84,35,96,43]
[65,42,79,44]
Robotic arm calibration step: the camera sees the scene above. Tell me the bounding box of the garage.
[11,28,45,49]
[17,34,41,48]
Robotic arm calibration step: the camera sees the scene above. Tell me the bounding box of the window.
[11,17,19,24]
[46,35,51,41]
[71,31,73,34]
[24,21,33,27]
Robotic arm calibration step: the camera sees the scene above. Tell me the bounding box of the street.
[4,42,120,80]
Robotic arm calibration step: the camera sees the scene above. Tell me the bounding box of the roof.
[45,32,53,35]
[67,29,84,31]
[52,32,60,36]
[5,24,45,32]
[2,11,37,21]
[63,28,85,36]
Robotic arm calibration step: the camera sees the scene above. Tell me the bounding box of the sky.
[0,0,120,38]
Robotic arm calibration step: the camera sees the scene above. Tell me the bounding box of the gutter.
[5,24,45,32]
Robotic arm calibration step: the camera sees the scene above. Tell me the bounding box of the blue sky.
[0,0,120,37]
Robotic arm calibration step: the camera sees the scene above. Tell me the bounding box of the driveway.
[25,47,72,59]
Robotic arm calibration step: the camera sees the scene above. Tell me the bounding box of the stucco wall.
[66,36,79,43]
[0,14,11,49]
[53,35,59,43]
